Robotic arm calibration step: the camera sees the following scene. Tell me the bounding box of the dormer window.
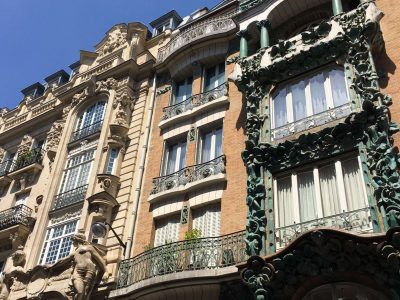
[271,67,351,140]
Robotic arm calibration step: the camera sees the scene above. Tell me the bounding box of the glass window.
[271,68,350,139]
[39,218,79,264]
[105,148,119,175]
[204,63,225,92]
[154,214,180,247]
[274,157,370,247]
[163,141,187,175]
[199,127,223,163]
[15,192,29,206]
[173,77,193,104]
[192,202,221,238]
[73,101,106,141]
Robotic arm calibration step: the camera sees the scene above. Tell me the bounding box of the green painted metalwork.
[234,1,399,262]
[257,20,271,49]
[239,0,264,12]
[238,30,250,58]
[332,0,344,15]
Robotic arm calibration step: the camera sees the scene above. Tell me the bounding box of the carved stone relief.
[99,27,127,57]
[17,135,33,156]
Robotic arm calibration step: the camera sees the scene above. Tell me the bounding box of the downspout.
[124,74,157,259]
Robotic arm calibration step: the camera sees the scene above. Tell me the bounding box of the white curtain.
[193,202,221,238]
[319,164,341,216]
[277,176,294,227]
[291,80,307,121]
[179,142,186,169]
[166,144,178,175]
[201,132,212,163]
[310,73,327,114]
[329,69,349,107]
[273,88,288,128]
[298,171,317,222]
[154,215,180,247]
[215,128,223,158]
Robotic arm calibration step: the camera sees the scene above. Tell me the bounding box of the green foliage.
[184,228,202,240]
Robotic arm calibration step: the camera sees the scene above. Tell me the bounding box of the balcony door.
[163,141,187,175]
[204,63,225,92]
[173,77,193,105]
[199,127,223,164]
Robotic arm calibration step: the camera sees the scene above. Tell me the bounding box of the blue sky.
[0,0,221,109]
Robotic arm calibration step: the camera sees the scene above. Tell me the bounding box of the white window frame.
[203,62,226,92]
[39,217,80,265]
[198,127,223,163]
[75,101,107,132]
[162,140,187,176]
[273,156,369,226]
[270,67,350,134]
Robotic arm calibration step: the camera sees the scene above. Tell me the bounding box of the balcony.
[271,103,352,141]
[7,148,44,185]
[0,160,13,187]
[0,205,34,231]
[70,120,103,143]
[159,83,229,128]
[52,184,88,211]
[116,230,247,288]
[157,12,237,63]
[149,155,226,203]
[275,207,373,249]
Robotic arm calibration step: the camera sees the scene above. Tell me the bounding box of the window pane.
[330,69,349,107]
[215,128,223,158]
[93,101,106,124]
[106,148,118,174]
[193,202,221,237]
[342,158,366,211]
[291,80,307,121]
[186,77,193,98]
[166,144,178,174]
[273,88,288,128]
[205,66,216,92]
[154,215,180,247]
[179,142,187,170]
[217,63,225,86]
[298,171,317,222]
[201,132,213,163]
[82,104,95,128]
[310,73,327,114]
[276,176,294,227]
[319,164,341,216]
[174,80,186,104]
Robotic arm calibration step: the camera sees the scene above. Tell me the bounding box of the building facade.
[0,0,399,299]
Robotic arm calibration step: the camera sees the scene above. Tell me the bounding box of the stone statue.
[0,246,27,299]
[54,233,106,300]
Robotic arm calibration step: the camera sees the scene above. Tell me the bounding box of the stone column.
[332,0,343,15]
[257,19,271,49]
[237,30,250,58]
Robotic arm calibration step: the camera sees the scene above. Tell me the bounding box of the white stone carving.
[99,27,127,57]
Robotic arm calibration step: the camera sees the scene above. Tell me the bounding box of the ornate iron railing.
[10,148,44,173]
[161,83,228,121]
[70,120,103,143]
[117,230,247,288]
[275,207,373,248]
[0,159,13,177]
[0,205,34,230]
[151,155,226,195]
[157,13,237,62]
[52,185,88,210]
[272,103,352,140]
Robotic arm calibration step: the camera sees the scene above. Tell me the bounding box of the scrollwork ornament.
[241,256,274,300]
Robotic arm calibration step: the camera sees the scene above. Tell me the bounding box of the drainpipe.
[124,74,157,259]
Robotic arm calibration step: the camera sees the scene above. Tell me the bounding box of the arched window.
[71,100,107,142]
[271,68,351,140]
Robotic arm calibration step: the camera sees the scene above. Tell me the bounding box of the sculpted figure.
[0,246,27,299]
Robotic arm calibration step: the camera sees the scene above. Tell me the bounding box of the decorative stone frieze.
[17,135,33,156]
[72,77,119,108]
[46,120,65,160]
[233,2,398,257]
[98,26,127,57]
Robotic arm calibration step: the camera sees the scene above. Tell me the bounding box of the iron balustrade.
[275,207,373,248]
[117,230,247,288]
[10,148,45,173]
[272,103,352,140]
[0,159,13,177]
[70,120,103,143]
[0,205,34,230]
[157,12,237,62]
[150,155,226,195]
[161,83,228,121]
[52,185,88,210]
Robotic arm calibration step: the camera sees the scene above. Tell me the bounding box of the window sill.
[148,173,226,204]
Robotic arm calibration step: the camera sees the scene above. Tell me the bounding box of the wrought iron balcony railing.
[70,120,103,143]
[161,83,228,121]
[275,207,373,248]
[117,230,247,288]
[52,184,88,210]
[271,103,352,140]
[0,205,34,230]
[0,159,13,177]
[151,155,226,195]
[10,148,44,173]
[157,12,237,62]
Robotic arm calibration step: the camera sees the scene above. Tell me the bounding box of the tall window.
[274,156,370,244]
[0,151,15,175]
[173,77,193,104]
[154,215,180,247]
[72,101,106,141]
[192,202,221,238]
[39,217,79,264]
[58,148,95,194]
[204,63,225,92]
[105,148,119,175]
[271,68,350,139]
[198,127,223,163]
[163,141,187,175]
